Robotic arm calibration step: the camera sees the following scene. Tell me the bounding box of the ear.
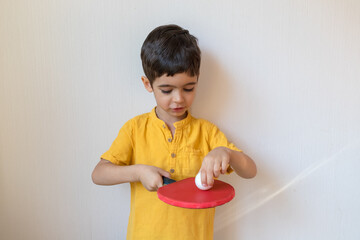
[141,76,153,93]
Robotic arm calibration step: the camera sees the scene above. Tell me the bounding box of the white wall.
[1,0,359,239]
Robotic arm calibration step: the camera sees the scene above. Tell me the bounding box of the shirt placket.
[164,125,181,177]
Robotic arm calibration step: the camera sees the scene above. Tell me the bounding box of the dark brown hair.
[140,24,201,85]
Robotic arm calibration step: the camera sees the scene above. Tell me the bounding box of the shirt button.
[171,153,176,158]
[170,169,175,173]
[162,125,166,128]
[168,138,172,142]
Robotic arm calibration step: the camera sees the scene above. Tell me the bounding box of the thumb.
[221,163,230,174]
[158,168,171,178]
[157,169,170,189]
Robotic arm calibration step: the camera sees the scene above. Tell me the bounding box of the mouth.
[172,107,185,112]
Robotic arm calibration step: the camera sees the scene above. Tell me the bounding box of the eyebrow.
[158,82,197,88]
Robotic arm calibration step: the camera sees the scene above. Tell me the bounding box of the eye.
[183,87,194,92]
[161,89,172,94]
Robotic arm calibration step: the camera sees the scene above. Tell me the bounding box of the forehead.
[153,72,198,87]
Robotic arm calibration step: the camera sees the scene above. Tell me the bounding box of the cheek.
[186,92,196,103]
[157,95,171,106]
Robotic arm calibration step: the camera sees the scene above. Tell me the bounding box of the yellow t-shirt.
[101,108,241,240]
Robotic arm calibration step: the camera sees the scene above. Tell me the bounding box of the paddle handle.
[162,176,176,186]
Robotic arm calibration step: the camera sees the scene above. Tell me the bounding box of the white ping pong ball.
[195,172,212,190]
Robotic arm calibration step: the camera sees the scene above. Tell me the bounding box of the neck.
[155,107,187,127]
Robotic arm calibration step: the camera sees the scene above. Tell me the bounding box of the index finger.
[206,167,214,186]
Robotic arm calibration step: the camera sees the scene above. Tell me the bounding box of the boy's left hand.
[199,147,231,187]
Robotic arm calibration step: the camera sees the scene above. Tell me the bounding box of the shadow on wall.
[191,51,235,121]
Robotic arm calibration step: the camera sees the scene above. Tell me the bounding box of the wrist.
[221,146,232,157]
[133,164,145,182]
[228,149,243,165]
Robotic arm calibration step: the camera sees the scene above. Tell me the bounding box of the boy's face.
[142,72,198,122]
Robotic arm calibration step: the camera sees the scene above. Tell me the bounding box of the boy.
[92,24,257,240]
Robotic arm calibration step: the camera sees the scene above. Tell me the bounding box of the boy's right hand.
[137,165,171,191]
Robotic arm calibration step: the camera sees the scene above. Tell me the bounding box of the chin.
[170,110,187,117]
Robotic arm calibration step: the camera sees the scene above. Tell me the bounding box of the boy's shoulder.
[125,111,152,126]
[133,111,151,120]
[119,112,152,136]
[190,115,218,130]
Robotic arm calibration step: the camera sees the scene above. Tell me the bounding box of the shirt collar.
[149,107,192,129]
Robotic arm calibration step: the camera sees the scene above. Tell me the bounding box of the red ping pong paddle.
[158,177,235,209]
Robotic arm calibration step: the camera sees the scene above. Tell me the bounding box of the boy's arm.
[227,148,257,178]
[92,159,139,185]
[92,159,171,191]
[199,147,257,187]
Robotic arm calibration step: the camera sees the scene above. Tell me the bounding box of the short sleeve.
[208,123,242,152]
[208,123,242,173]
[100,119,133,166]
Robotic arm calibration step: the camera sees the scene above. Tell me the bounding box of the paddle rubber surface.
[157,177,235,209]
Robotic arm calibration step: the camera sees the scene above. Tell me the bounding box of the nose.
[173,90,184,103]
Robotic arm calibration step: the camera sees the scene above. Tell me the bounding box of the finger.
[147,183,158,192]
[156,181,163,190]
[158,168,171,178]
[214,162,221,178]
[153,176,164,190]
[207,171,214,186]
[221,162,230,174]
[200,169,207,186]
[206,167,214,186]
